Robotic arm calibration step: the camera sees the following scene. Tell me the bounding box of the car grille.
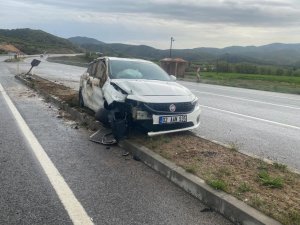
[143,102,195,114]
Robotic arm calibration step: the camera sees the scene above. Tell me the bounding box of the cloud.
[6,0,300,27]
[1,0,300,48]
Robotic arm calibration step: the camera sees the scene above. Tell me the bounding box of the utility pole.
[225,53,229,72]
[169,37,175,58]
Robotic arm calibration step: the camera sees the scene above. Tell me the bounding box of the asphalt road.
[8,56,300,171]
[180,81,300,171]
[1,58,231,224]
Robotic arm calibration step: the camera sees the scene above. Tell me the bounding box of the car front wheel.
[79,89,84,108]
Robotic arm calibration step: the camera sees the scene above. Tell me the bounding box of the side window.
[95,61,107,87]
[95,61,106,79]
[91,63,97,77]
[87,63,94,75]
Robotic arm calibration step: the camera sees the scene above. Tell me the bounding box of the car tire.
[95,108,110,127]
[79,89,84,108]
[111,118,128,141]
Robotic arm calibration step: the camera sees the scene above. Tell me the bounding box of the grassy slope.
[48,55,300,95]
[47,55,89,67]
[0,28,81,54]
[133,133,300,225]
[185,72,300,94]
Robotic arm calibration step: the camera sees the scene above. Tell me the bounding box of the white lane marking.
[0,82,93,225]
[192,90,300,110]
[179,81,300,101]
[200,104,300,131]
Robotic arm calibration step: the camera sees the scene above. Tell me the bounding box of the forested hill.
[0,28,81,54]
[2,28,299,67]
[69,36,300,67]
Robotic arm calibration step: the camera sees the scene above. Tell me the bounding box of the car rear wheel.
[79,89,84,108]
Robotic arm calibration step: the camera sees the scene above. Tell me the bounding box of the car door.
[82,62,96,110]
[91,59,107,111]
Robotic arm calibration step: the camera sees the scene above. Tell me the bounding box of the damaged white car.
[79,57,201,139]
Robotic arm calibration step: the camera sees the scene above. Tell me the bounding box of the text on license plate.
[159,115,187,124]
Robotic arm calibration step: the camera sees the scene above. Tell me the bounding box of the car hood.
[110,79,195,103]
[111,79,192,96]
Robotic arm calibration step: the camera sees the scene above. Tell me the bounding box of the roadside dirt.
[0,44,20,53]
[26,74,78,105]
[132,132,300,225]
[19,74,300,225]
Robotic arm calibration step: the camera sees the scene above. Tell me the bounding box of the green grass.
[184,164,197,174]
[47,55,89,67]
[148,135,171,149]
[184,71,300,94]
[237,182,251,193]
[273,162,288,172]
[257,162,269,171]
[207,179,227,191]
[48,55,300,95]
[4,58,22,62]
[258,170,284,188]
[228,142,239,152]
[250,195,265,208]
[216,167,232,177]
[287,210,300,225]
[159,150,172,160]
[158,135,171,144]
[189,72,300,84]
[278,210,300,225]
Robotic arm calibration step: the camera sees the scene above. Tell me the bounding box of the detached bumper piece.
[148,122,200,136]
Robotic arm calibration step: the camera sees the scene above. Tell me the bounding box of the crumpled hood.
[110,79,196,103]
[111,79,192,96]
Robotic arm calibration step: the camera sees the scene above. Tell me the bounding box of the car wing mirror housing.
[83,72,89,79]
[170,75,177,81]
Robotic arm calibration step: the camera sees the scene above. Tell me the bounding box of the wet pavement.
[1,57,232,224]
[9,55,300,171]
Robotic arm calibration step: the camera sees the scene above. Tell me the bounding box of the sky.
[1,0,300,49]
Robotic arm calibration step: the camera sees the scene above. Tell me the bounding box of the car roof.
[96,56,152,63]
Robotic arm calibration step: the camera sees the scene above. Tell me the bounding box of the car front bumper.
[147,106,201,136]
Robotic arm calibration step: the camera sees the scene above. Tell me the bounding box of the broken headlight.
[128,100,151,120]
[111,82,128,94]
[191,98,199,107]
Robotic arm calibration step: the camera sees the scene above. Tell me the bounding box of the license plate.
[159,115,187,124]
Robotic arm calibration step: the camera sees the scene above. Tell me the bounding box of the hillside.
[68,36,105,45]
[0,28,81,54]
[0,44,20,53]
[69,36,300,67]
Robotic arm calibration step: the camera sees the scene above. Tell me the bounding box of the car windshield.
[109,59,171,81]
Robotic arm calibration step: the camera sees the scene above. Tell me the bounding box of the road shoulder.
[16,73,300,225]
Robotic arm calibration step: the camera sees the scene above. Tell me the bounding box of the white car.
[79,57,201,139]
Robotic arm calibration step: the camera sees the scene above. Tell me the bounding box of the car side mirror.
[170,75,177,81]
[83,72,89,79]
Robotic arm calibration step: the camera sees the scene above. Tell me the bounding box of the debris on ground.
[132,132,300,225]
[17,73,300,225]
[22,74,78,103]
[89,128,117,145]
[122,152,129,157]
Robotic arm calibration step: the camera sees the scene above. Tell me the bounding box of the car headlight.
[191,98,199,107]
